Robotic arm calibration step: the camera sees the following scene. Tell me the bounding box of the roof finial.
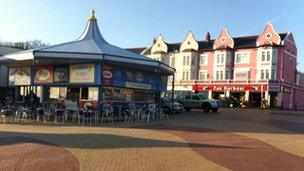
[88,9,97,21]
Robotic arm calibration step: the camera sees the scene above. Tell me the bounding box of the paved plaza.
[1,108,304,171]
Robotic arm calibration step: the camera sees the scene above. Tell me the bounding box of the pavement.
[0,108,304,171]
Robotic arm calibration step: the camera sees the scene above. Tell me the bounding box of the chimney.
[205,32,211,42]
[153,37,157,44]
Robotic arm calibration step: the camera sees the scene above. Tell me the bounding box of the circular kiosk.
[0,10,174,116]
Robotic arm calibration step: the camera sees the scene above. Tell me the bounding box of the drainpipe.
[171,73,175,115]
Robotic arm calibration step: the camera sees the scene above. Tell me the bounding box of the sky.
[0,0,303,69]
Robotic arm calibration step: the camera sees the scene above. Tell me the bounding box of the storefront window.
[49,87,98,100]
[50,87,67,99]
[88,87,98,100]
[103,87,155,103]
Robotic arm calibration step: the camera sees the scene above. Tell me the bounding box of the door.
[192,95,201,108]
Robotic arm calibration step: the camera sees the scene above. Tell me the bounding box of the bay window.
[260,49,277,63]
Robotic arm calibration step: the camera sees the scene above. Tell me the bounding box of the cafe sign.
[34,66,53,83]
[70,64,95,83]
[9,67,31,85]
[126,81,151,90]
[193,85,268,91]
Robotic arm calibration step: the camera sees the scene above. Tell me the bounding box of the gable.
[213,28,234,50]
[256,23,281,47]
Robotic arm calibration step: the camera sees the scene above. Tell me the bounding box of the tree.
[1,40,49,50]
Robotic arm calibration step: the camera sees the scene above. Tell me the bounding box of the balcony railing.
[168,79,281,85]
[195,79,270,84]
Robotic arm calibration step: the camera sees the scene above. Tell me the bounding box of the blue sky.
[0,0,303,69]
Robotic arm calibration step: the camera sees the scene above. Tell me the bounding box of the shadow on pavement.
[0,131,245,150]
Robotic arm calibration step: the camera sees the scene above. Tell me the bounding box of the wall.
[0,65,8,87]
[294,89,304,110]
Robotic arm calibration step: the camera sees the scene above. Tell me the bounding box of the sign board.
[70,64,95,83]
[9,67,31,85]
[34,66,53,83]
[79,100,98,111]
[126,81,151,90]
[194,85,268,91]
[103,65,113,85]
[269,85,280,92]
[54,66,69,83]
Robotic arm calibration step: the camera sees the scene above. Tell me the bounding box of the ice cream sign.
[103,65,113,85]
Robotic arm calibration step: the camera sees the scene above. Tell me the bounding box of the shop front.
[193,84,271,108]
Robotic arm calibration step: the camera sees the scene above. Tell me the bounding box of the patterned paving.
[0,108,303,171]
[141,124,304,171]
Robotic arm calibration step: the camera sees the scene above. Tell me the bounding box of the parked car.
[220,97,241,108]
[159,97,184,114]
[176,93,220,113]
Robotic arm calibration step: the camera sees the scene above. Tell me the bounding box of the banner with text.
[34,66,54,83]
[9,67,31,86]
[70,64,95,83]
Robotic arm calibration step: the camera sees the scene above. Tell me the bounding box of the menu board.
[54,66,69,83]
[34,66,53,83]
[70,64,95,83]
[9,67,31,85]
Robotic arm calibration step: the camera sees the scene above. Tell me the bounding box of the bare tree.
[1,40,49,50]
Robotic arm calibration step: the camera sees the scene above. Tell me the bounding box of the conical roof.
[0,10,174,74]
[35,10,152,61]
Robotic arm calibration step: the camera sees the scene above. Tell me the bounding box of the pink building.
[128,23,304,110]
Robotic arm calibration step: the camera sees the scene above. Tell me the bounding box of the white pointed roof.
[35,10,151,61]
[0,10,174,73]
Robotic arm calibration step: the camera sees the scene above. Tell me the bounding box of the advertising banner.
[70,63,95,83]
[103,65,113,85]
[102,65,158,90]
[79,100,98,111]
[9,67,31,85]
[54,66,69,83]
[34,66,53,83]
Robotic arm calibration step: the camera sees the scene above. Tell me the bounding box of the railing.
[196,79,271,85]
[168,79,279,85]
